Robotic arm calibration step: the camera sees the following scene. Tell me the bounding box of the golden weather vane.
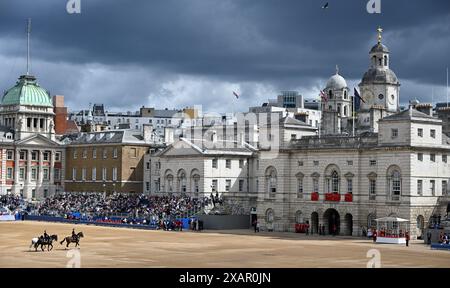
[377,26,383,44]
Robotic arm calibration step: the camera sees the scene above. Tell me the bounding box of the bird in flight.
[322,2,329,9]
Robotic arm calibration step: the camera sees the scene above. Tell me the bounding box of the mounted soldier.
[71,228,76,241]
[43,230,49,242]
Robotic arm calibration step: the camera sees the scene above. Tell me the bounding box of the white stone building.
[0,74,65,199]
[144,138,259,213]
[257,108,450,238]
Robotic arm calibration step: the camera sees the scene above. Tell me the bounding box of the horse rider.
[43,230,49,242]
[71,228,77,240]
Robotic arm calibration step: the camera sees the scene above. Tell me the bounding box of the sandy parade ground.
[0,221,449,268]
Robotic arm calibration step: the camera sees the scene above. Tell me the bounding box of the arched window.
[325,165,340,194]
[164,169,174,193]
[166,175,174,192]
[416,215,424,229]
[384,55,388,66]
[296,172,304,198]
[331,171,339,193]
[266,209,274,223]
[328,90,333,99]
[387,166,402,201]
[344,90,347,99]
[177,170,187,193]
[295,210,303,224]
[265,167,277,197]
[343,105,348,117]
[191,169,200,196]
[378,58,382,66]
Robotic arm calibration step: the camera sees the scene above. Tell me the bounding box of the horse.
[29,235,58,252]
[60,232,84,248]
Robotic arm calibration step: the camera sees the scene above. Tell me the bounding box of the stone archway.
[323,208,340,235]
[343,213,353,236]
[416,215,425,239]
[311,212,319,234]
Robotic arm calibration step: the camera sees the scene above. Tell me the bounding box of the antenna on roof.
[26,18,32,76]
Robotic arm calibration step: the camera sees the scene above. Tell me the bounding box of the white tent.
[375,217,409,223]
[374,217,410,244]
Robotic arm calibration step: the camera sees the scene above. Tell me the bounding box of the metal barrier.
[24,215,158,230]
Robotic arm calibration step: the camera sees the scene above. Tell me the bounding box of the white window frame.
[113,148,118,158]
[225,179,231,192]
[7,167,13,179]
[417,180,423,196]
[6,150,13,160]
[32,168,37,181]
[112,167,117,181]
[43,168,49,181]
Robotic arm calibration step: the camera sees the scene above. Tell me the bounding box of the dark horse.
[29,235,58,252]
[60,232,84,248]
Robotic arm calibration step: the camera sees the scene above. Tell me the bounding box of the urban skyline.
[0,0,449,114]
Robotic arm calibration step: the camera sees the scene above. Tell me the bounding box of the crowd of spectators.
[29,192,210,221]
[0,194,26,214]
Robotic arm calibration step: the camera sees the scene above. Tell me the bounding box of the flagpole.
[27,18,31,76]
[432,86,434,111]
[447,67,449,108]
[318,92,321,138]
[352,93,355,137]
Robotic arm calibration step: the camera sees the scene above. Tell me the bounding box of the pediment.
[367,172,378,179]
[310,172,320,178]
[344,172,355,178]
[161,140,203,157]
[16,134,61,147]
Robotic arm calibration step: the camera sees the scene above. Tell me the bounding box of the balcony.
[311,192,319,201]
[325,193,340,202]
[344,193,353,202]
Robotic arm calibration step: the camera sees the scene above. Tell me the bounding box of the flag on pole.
[233,91,239,99]
[320,90,328,102]
[354,88,365,103]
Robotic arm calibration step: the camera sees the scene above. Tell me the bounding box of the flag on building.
[354,87,365,103]
[320,90,328,102]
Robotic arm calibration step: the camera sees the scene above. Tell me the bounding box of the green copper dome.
[2,75,53,107]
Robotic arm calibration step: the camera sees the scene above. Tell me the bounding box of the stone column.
[0,149,5,195]
[38,150,44,187]
[50,149,55,196]
[26,150,32,184]
[14,148,20,195]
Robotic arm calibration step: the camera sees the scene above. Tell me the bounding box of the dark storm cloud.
[0,0,449,111]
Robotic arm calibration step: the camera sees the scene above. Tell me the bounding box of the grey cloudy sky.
[0,0,449,113]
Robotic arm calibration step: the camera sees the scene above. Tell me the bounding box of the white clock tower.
[357,27,401,132]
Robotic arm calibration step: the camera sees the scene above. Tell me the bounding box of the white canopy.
[375,217,409,222]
